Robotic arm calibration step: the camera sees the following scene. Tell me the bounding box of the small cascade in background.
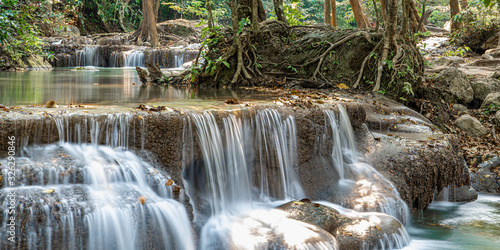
[76,46,99,66]
[324,106,410,224]
[110,51,126,67]
[123,50,145,67]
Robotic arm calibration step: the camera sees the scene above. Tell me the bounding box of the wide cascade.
[0,129,194,249]
[1,106,411,249]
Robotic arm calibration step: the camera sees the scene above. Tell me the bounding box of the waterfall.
[52,114,133,149]
[76,46,99,66]
[110,51,126,67]
[1,107,415,249]
[255,109,304,200]
[324,106,410,224]
[0,143,195,250]
[174,54,184,68]
[124,50,145,67]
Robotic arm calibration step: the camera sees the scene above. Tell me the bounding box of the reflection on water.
[0,68,274,106]
[404,194,500,250]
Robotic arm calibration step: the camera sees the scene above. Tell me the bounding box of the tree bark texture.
[460,0,468,9]
[138,0,159,48]
[380,0,388,23]
[450,0,461,31]
[331,0,337,27]
[324,0,331,24]
[274,0,288,23]
[238,0,267,23]
[349,0,371,29]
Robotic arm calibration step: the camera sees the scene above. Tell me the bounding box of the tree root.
[304,31,374,80]
[353,40,383,88]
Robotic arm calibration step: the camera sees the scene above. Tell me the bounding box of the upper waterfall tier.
[50,44,199,68]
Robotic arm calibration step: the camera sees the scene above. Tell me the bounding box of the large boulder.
[278,201,409,250]
[454,114,489,137]
[481,92,500,109]
[430,67,474,104]
[429,56,464,67]
[471,78,500,101]
[481,32,499,50]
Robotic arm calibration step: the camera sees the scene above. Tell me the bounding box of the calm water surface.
[0,68,275,106]
[404,194,500,249]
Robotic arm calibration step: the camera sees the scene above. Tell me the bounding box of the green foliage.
[481,103,500,114]
[0,0,44,63]
[450,1,499,49]
[165,0,229,24]
[283,0,305,25]
[442,46,471,57]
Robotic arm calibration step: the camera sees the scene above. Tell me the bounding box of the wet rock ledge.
[0,95,474,211]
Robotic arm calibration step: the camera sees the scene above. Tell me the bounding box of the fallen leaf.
[137,116,143,120]
[165,179,174,186]
[375,225,382,231]
[138,196,147,205]
[336,83,350,89]
[43,188,55,194]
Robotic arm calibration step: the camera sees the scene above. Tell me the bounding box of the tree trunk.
[137,0,159,48]
[380,0,388,24]
[374,0,398,91]
[349,0,371,29]
[324,0,331,25]
[207,0,215,30]
[450,0,461,31]
[229,0,251,83]
[252,0,260,35]
[408,0,427,33]
[417,0,427,32]
[460,0,468,9]
[238,0,266,23]
[274,0,287,23]
[331,0,337,27]
[257,0,267,21]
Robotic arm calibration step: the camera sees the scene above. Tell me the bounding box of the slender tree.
[450,0,461,31]
[134,0,159,48]
[373,0,398,91]
[349,0,371,29]
[274,0,287,23]
[331,0,337,27]
[324,0,331,25]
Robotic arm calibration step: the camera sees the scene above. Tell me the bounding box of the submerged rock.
[454,114,489,137]
[224,209,339,250]
[435,185,478,202]
[470,156,500,193]
[277,201,409,249]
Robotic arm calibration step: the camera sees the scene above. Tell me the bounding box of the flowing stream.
[1,104,498,249]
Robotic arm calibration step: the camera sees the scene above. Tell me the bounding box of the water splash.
[0,143,195,250]
[324,106,410,224]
